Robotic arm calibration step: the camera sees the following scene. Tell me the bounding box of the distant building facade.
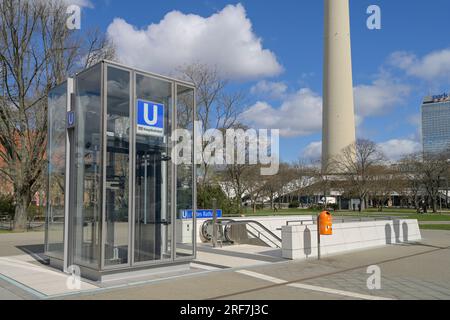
[422,93,450,155]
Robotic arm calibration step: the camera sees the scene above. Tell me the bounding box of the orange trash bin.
[318,211,333,236]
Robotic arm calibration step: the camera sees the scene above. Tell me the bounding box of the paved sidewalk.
[0,278,37,300]
[1,229,450,300]
[62,230,450,300]
[0,231,45,258]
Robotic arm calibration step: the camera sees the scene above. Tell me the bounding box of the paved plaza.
[0,229,449,300]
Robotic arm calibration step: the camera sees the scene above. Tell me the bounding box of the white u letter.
[144,103,158,125]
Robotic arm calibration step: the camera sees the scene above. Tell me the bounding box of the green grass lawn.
[420,224,450,231]
[407,214,450,222]
[364,208,428,214]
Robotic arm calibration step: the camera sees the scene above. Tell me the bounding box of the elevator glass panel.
[46,83,67,260]
[134,74,172,263]
[104,67,131,266]
[73,65,102,268]
[175,85,195,258]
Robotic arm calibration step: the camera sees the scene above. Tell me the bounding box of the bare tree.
[332,139,385,212]
[178,63,245,186]
[221,124,258,214]
[261,163,292,211]
[420,152,448,213]
[399,154,424,212]
[0,0,115,230]
[241,165,265,213]
[223,162,252,214]
[370,165,403,212]
[81,28,115,69]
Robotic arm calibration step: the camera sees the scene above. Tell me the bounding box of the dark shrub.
[197,184,237,216]
[0,194,15,218]
[289,201,300,209]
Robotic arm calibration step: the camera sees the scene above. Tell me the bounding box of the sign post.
[317,214,321,260]
[212,198,218,248]
[67,111,75,129]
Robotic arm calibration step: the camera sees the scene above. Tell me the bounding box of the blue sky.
[78,0,450,162]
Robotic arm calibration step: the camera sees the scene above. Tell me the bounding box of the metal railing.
[286,219,316,226]
[0,214,46,231]
[27,215,45,230]
[285,216,406,226]
[209,219,282,248]
[0,215,13,230]
[225,220,282,248]
[331,216,400,223]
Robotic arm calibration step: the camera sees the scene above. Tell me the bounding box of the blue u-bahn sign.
[137,100,164,137]
[181,209,223,219]
[67,111,75,129]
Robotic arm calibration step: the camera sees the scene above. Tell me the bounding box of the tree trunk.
[14,192,31,232]
[236,197,241,214]
[415,195,422,213]
[431,196,438,213]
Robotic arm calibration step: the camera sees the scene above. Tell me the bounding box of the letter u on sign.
[143,103,158,126]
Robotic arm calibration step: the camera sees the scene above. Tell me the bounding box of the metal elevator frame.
[45,60,197,281]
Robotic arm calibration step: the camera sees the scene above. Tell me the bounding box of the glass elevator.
[45,61,196,281]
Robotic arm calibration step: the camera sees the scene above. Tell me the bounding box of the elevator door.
[134,145,171,263]
[133,73,172,264]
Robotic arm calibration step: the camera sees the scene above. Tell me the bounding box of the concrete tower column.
[322,0,356,173]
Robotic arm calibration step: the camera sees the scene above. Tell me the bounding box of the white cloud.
[389,49,450,82]
[302,141,322,160]
[106,4,282,80]
[301,139,420,162]
[33,0,94,8]
[242,74,411,138]
[241,88,323,137]
[70,0,93,7]
[379,139,421,161]
[243,75,412,139]
[302,139,420,162]
[54,0,94,8]
[354,74,411,118]
[242,75,411,138]
[250,80,287,99]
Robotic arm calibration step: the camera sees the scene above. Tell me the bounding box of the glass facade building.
[45,61,196,281]
[422,94,450,155]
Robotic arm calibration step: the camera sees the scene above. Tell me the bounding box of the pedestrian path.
[235,269,393,300]
[195,243,284,268]
[0,255,98,297]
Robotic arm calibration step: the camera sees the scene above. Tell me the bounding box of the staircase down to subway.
[196,214,422,263]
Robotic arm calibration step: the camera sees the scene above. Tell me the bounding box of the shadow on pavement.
[16,244,48,265]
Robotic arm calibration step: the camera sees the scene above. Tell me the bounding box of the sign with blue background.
[181,209,223,219]
[137,100,164,137]
[67,111,75,129]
